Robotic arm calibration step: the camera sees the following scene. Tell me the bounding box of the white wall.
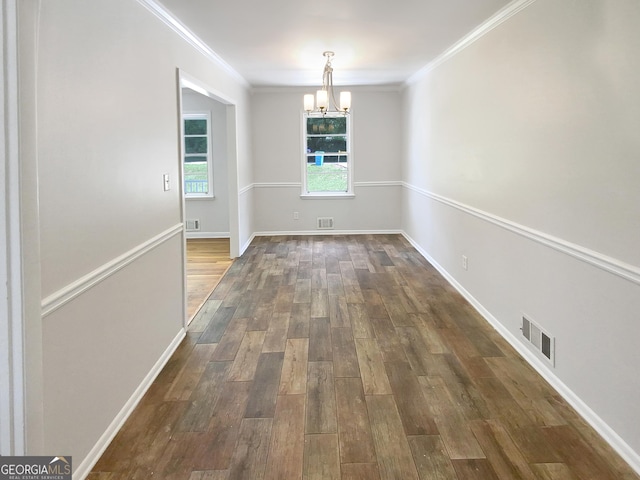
[23,0,252,474]
[182,89,230,238]
[402,0,640,468]
[21,0,640,474]
[250,87,403,233]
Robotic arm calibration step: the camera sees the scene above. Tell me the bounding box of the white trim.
[41,224,184,317]
[186,195,216,200]
[403,183,640,286]
[178,68,242,316]
[179,70,238,107]
[300,193,356,200]
[177,71,190,331]
[185,231,230,239]
[251,84,403,95]
[302,111,353,197]
[250,181,403,189]
[253,229,402,237]
[407,0,537,84]
[238,184,253,195]
[0,0,25,456]
[402,231,640,476]
[354,181,402,188]
[177,69,242,259]
[135,0,249,87]
[73,328,186,480]
[240,233,256,256]
[253,182,301,189]
[183,111,214,198]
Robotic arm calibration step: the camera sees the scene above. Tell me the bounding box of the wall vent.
[317,217,334,229]
[186,219,200,231]
[521,315,555,366]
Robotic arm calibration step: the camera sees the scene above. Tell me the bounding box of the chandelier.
[304,51,351,115]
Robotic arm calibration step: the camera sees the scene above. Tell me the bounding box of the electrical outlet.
[462,255,468,270]
[293,211,299,220]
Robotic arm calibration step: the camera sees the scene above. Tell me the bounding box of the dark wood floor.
[90,235,639,480]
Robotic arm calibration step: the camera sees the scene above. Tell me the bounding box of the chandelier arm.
[304,51,350,115]
[323,68,339,112]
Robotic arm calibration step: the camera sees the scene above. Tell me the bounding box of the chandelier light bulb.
[304,94,315,112]
[339,91,352,112]
[303,52,351,115]
[316,90,328,111]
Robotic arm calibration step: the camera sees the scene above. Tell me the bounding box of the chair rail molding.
[41,224,184,317]
[403,182,640,286]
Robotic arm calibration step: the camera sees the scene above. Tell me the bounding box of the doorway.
[178,70,240,326]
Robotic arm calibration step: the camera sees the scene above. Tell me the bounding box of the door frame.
[1,0,23,455]
[176,69,240,327]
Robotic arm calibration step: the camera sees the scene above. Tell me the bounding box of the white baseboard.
[237,229,402,261]
[73,328,186,480]
[185,231,230,239]
[240,233,256,256]
[402,231,640,476]
[252,229,403,237]
[73,230,640,478]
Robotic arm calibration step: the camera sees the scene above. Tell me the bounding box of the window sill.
[185,194,216,200]
[300,193,355,200]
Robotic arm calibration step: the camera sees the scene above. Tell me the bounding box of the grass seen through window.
[307,162,348,192]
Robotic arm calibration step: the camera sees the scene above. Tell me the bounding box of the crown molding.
[251,84,404,95]
[136,0,249,88]
[407,0,537,85]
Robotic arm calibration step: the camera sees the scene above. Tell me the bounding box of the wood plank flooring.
[90,235,640,480]
[187,238,233,320]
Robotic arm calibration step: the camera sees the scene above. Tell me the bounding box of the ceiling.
[158,0,513,87]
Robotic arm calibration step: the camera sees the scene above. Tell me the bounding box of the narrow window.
[183,113,213,197]
[302,112,352,196]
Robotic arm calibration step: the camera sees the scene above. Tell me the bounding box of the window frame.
[183,112,214,198]
[301,111,354,199]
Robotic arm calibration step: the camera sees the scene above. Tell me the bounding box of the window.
[302,112,352,197]
[183,112,213,197]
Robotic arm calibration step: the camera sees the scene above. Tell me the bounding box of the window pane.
[307,136,347,153]
[185,136,207,154]
[303,113,350,196]
[184,119,207,135]
[306,163,348,192]
[184,161,208,194]
[184,155,208,163]
[183,114,212,197]
[306,154,347,164]
[306,116,346,134]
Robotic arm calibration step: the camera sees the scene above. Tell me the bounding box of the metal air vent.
[317,217,334,229]
[186,219,200,231]
[521,315,555,366]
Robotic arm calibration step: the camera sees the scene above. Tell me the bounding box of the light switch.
[163,173,170,191]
